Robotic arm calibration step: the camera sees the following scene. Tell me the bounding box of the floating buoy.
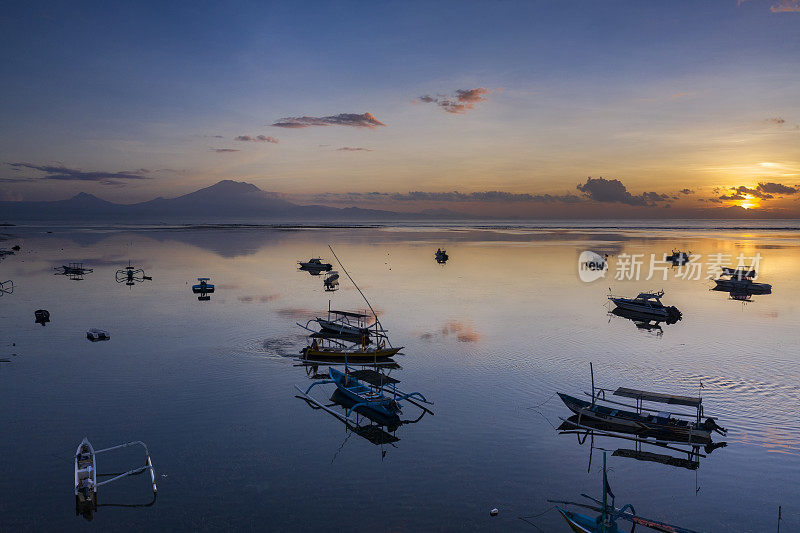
[490,508,499,517]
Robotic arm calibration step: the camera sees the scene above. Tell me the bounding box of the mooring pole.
[590,362,596,406]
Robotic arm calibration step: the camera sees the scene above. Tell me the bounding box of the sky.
[1,0,799,218]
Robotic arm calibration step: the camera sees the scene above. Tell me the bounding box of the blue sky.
[1,1,799,216]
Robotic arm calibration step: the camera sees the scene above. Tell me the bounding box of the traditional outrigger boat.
[116,262,152,286]
[296,366,432,420]
[608,290,681,321]
[55,263,93,280]
[298,257,333,271]
[74,437,157,519]
[297,246,403,362]
[551,452,703,533]
[558,364,726,445]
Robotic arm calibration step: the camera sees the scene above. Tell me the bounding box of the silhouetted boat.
[35,309,50,325]
[558,364,726,444]
[713,267,771,293]
[116,262,152,286]
[665,249,691,265]
[435,248,449,263]
[0,279,12,296]
[298,257,332,271]
[86,328,110,341]
[609,290,681,321]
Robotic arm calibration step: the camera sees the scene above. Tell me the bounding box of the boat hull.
[556,508,624,533]
[610,298,669,317]
[75,438,97,514]
[558,393,712,443]
[316,318,371,337]
[713,278,771,293]
[301,346,401,361]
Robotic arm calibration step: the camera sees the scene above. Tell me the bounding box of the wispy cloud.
[211,148,240,153]
[576,177,671,206]
[5,162,151,184]
[234,135,278,143]
[771,0,800,12]
[764,117,786,124]
[680,188,694,194]
[416,87,490,114]
[336,147,372,152]
[271,112,385,129]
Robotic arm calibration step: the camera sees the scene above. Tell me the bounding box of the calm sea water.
[0,222,798,532]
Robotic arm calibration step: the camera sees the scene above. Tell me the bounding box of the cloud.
[680,188,694,194]
[211,148,240,153]
[719,193,746,200]
[771,0,800,12]
[271,112,385,129]
[764,117,786,124]
[336,147,372,152]
[757,182,798,194]
[415,87,490,114]
[5,162,150,184]
[576,177,671,206]
[235,135,279,143]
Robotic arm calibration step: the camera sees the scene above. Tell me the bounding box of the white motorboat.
[298,258,332,271]
[609,290,682,321]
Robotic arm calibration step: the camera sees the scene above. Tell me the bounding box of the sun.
[737,195,760,209]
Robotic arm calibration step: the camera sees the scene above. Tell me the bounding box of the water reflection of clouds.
[238,294,281,303]
[419,320,481,343]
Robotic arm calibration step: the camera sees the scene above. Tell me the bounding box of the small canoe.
[75,438,97,514]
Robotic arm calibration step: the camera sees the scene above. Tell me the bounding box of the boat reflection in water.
[295,363,433,459]
[557,415,727,472]
[712,285,771,304]
[609,307,680,336]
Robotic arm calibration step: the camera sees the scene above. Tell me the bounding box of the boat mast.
[327,245,390,347]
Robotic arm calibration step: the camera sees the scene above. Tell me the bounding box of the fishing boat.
[551,451,703,533]
[86,328,110,341]
[435,248,449,263]
[665,249,691,264]
[608,290,681,321]
[558,364,726,444]
[57,263,94,275]
[191,277,215,293]
[297,246,403,362]
[713,267,771,293]
[74,437,157,519]
[75,438,98,514]
[298,257,333,271]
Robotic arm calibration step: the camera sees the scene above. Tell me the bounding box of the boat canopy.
[720,267,756,278]
[635,291,664,300]
[329,309,372,318]
[614,387,701,408]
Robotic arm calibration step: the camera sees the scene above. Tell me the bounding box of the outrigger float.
[558,364,726,445]
[550,451,703,533]
[75,437,157,518]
